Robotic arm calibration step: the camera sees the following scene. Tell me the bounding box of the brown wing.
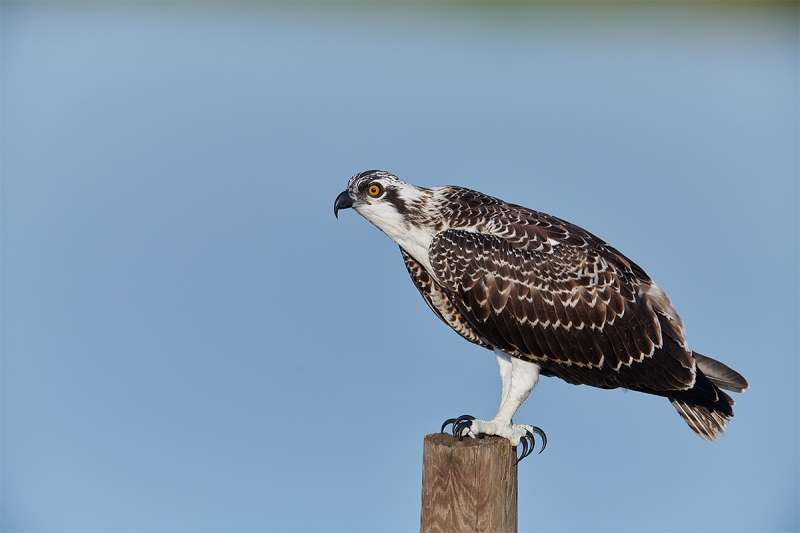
[428,228,696,393]
[400,247,488,349]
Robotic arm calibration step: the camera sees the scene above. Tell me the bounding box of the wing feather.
[400,247,487,348]
[429,228,696,392]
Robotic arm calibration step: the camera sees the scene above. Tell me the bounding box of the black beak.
[334,190,355,219]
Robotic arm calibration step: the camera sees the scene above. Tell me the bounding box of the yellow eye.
[367,183,383,197]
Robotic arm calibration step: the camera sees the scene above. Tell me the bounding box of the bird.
[334,170,748,460]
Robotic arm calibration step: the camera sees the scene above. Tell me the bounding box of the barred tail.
[669,352,749,440]
[670,398,730,440]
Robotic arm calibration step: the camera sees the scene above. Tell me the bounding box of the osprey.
[334,170,748,460]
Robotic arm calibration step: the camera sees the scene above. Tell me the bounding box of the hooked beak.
[334,190,356,219]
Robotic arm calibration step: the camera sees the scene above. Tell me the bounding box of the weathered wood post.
[420,433,518,533]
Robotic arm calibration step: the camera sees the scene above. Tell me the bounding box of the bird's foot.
[441,415,547,462]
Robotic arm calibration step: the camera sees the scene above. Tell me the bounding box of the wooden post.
[420,433,518,533]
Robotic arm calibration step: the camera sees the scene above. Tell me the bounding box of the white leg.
[495,349,514,409]
[493,349,540,425]
[453,349,544,448]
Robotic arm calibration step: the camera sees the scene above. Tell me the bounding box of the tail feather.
[719,389,735,407]
[693,351,749,393]
[668,353,748,440]
[670,399,729,441]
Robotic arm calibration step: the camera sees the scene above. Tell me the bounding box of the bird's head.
[334,170,408,218]
[334,170,437,262]
[334,169,434,225]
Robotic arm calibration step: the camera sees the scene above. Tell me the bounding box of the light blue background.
[2,2,798,532]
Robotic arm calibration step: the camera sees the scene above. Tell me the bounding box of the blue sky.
[2,2,798,532]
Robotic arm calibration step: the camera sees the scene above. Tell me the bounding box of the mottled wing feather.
[428,228,696,392]
[400,247,488,348]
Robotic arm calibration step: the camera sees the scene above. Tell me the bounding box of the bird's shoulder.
[432,186,650,283]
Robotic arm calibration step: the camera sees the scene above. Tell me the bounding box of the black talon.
[452,415,476,440]
[454,415,476,425]
[515,426,547,464]
[531,426,547,454]
[441,415,475,439]
[516,435,530,464]
[440,418,458,433]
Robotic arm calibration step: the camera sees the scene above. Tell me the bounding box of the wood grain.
[420,433,517,533]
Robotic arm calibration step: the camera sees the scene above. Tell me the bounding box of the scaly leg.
[442,349,547,460]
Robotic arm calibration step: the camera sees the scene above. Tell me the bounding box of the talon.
[525,430,537,462]
[441,415,475,439]
[531,426,547,454]
[453,415,475,440]
[516,436,530,464]
[515,427,547,463]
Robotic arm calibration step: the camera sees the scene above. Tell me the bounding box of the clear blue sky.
[2,2,797,532]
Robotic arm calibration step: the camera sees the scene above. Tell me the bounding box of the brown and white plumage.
[334,170,748,449]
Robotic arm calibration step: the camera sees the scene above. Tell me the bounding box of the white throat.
[355,189,437,273]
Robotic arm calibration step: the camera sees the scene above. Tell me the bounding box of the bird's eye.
[367,183,383,197]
